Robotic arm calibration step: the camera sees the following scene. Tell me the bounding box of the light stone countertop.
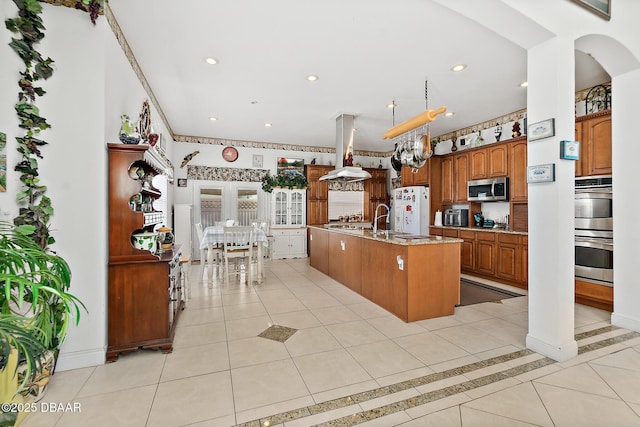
[431,225,528,236]
[308,225,463,246]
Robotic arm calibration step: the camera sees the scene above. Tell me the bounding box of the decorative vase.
[451,136,458,152]
[119,114,141,145]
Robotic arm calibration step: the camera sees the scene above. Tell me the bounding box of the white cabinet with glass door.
[271,189,306,227]
[271,189,307,259]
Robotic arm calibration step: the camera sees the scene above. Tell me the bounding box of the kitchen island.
[308,226,463,322]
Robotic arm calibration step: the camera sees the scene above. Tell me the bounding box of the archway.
[575,34,640,333]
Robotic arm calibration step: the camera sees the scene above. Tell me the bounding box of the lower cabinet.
[107,249,182,362]
[459,230,476,272]
[272,227,307,259]
[476,232,496,276]
[575,279,613,311]
[328,232,362,293]
[497,233,519,282]
[430,227,528,288]
[308,227,329,275]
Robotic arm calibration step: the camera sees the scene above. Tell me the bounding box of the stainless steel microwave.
[467,177,509,202]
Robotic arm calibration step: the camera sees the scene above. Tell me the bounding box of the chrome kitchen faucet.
[373,203,390,236]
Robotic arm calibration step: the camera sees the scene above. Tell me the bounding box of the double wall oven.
[575,175,613,286]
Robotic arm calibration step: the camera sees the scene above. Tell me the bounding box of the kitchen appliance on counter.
[467,177,509,202]
[444,208,469,227]
[392,186,430,235]
[574,175,613,286]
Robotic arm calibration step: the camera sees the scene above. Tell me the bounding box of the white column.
[611,69,640,331]
[525,36,578,361]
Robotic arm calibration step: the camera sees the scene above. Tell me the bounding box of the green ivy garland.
[5,0,105,248]
[261,174,308,193]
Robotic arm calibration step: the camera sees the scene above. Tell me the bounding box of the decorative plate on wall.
[222,146,238,162]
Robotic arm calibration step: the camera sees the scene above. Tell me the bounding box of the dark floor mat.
[459,278,523,306]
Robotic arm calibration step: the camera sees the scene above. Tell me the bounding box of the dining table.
[199,225,268,284]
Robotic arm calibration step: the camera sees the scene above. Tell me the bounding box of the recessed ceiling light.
[265,122,272,127]
[208,116,218,121]
[445,112,455,117]
[519,81,528,87]
[204,57,218,65]
[306,75,319,81]
[451,64,466,72]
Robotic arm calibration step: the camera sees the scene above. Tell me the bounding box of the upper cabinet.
[441,156,453,205]
[401,162,429,187]
[306,165,332,200]
[470,145,508,179]
[454,153,469,203]
[306,165,333,226]
[575,110,612,177]
[271,188,306,228]
[364,168,388,226]
[509,137,528,202]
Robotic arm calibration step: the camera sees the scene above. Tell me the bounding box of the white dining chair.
[222,226,255,285]
[195,222,221,285]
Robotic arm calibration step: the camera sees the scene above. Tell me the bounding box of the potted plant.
[0,222,85,424]
[261,173,308,193]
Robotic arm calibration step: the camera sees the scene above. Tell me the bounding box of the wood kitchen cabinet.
[441,157,454,205]
[429,226,528,289]
[476,232,496,276]
[459,230,476,272]
[470,150,488,180]
[575,110,612,177]
[489,145,509,177]
[328,232,362,293]
[107,143,182,362]
[401,163,429,187]
[520,235,528,285]
[509,137,528,202]
[470,145,508,180]
[305,165,333,225]
[454,152,469,203]
[497,233,519,282]
[364,168,388,228]
[308,227,329,275]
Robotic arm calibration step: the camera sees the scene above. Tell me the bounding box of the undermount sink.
[394,234,440,240]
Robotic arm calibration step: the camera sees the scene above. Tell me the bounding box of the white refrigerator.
[392,186,430,235]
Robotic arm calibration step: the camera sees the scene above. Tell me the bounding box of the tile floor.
[20,259,640,427]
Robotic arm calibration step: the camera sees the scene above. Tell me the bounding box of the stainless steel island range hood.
[319,114,372,182]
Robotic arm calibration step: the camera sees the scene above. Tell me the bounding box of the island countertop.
[308,226,461,322]
[308,225,463,246]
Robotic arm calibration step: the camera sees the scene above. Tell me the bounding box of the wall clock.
[222,146,238,162]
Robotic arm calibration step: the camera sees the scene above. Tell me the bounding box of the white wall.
[0,3,172,370]
[1,3,109,369]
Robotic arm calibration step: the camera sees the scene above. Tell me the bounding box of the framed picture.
[571,0,610,20]
[527,164,556,183]
[560,140,580,160]
[277,157,304,178]
[177,178,187,187]
[528,118,555,141]
[252,154,263,168]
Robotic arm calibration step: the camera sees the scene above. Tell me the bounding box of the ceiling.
[108,0,609,153]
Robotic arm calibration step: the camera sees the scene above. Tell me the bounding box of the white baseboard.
[612,312,640,332]
[526,334,578,362]
[55,347,106,371]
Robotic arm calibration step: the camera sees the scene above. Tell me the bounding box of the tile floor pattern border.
[237,326,640,427]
